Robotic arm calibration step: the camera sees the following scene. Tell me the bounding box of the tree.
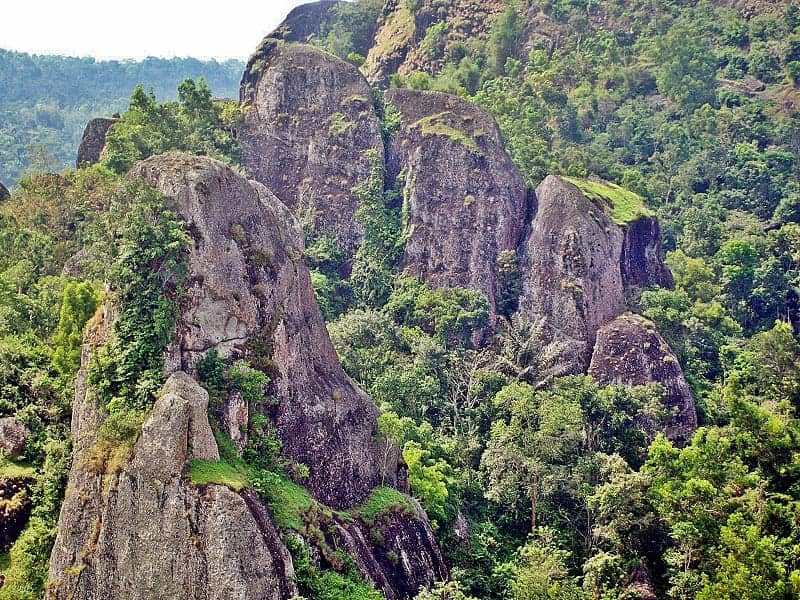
[51,281,100,374]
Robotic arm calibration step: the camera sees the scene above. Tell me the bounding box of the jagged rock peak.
[516,175,673,373]
[48,370,297,600]
[269,1,341,43]
[589,313,697,445]
[386,88,528,321]
[239,40,383,254]
[76,117,117,168]
[129,152,400,509]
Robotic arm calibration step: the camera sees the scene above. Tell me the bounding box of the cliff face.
[239,40,383,254]
[363,0,506,86]
[130,153,398,508]
[76,117,117,168]
[620,216,674,295]
[48,370,297,600]
[386,88,527,319]
[517,175,627,373]
[48,153,444,599]
[588,313,698,444]
[268,1,342,45]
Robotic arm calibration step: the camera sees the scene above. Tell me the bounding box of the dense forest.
[0,51,243,185]
[2,0,800,599]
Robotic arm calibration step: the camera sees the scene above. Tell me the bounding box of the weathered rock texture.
[131,152,398,508]
[0,417,29,458]
[517,175,627,372]
[49,152,445,599]
[76,117,117,167]
[516,176,675,373]
[386,88,527,319]
[240,40,383,253]
[363,0,506,86]
[589,313,697,444]
[0,181,10,202]
[48,368,298,600]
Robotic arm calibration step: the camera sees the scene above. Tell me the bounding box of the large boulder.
[0,181,10,202]
[48,371,297,600]
[130,152,400,508]
[76,117,117,167]
[0,417,29,458]
[588,313,697,444]
[239,40,383,254]
[516,176,673,373]
[386,88,528,320]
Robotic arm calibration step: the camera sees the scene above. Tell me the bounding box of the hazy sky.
[4,0,314,61]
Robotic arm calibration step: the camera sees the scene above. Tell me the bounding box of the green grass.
[412,112,481,153]
[188,459,248,492]
[329,112,355,136]
[353,487,416,524]
[563,176,654,225]
[255,471,314,531]
[0,456,36,480]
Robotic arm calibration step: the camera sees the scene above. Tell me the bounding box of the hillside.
[1,1,800,600]
[0,50,243,185]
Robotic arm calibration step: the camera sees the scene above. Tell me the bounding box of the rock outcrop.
[76,117,117,167]
[516,176,675,373]
[386,89,527,320]
[363,0,506,86]
[269,1,341,44]
[131,152,398,508]
[48,370,297,600]
[0,181,10,202]
[0,417,29,458]
[588,313,697,444]
[240,40,383,254]
[49,152,444,599]
[517,175,627,372]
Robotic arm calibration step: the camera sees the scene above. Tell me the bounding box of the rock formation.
[240,40,383,254]
[516,176,675,373]
[76,117,117,167]
[363,0,506,86]
[386,88,527,319]
[131,152,396,508]
[0,181,10,202]
[0,417,29,458]
[49,152,445,599]
[269,1,341,45]
[48,370,297,600]
[589,313,697,444]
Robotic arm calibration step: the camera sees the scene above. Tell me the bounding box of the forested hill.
[0,50,243,185]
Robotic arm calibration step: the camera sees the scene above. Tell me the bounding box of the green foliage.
[51,281,100,374]
[104,79,241,173]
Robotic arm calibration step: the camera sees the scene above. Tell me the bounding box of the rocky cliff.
[268,1,342,45]
[516,176,676,373]
[386,88,527,320]
[588,313,698,444]
[76,117,117,168]
[240,40,383,254]
[48,153,444,599]
[363,0,506,86]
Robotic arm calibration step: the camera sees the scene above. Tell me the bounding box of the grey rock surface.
[240,40,383,254]
[589,313,697,445]
[386,88,528,321]
[76,117,117,167]
[130,152,400,509]
[48,370,297,600]
[0,417,29,458]
[517,175,626,373]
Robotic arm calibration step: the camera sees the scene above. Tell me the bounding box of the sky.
[3,0,315,61]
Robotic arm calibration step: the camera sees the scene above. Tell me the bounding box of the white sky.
[3,0,315,61]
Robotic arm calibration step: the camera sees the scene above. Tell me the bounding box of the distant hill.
[0,50,244,185]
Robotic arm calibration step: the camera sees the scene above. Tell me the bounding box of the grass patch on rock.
[353,486,416,524]
[188,459,248,492]
[563,176,654,225]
